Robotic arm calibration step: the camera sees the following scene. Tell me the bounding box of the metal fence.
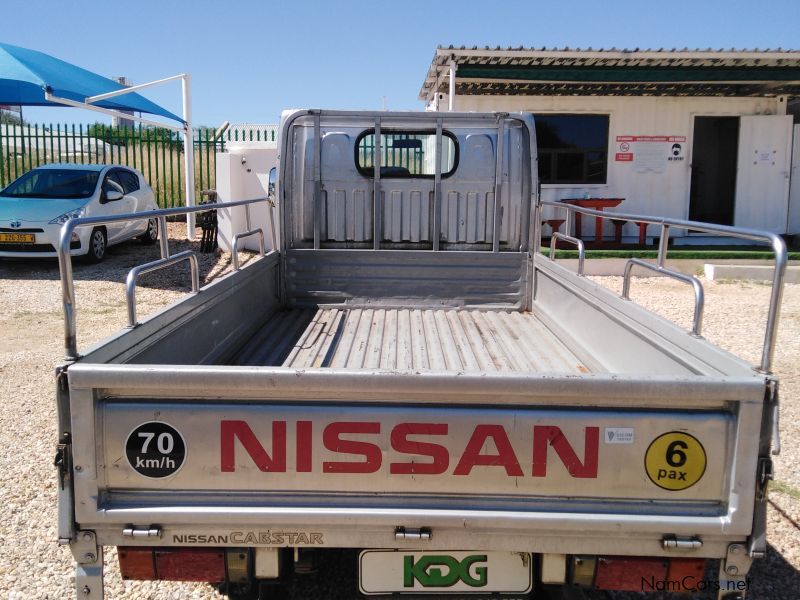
[0,123,277,208]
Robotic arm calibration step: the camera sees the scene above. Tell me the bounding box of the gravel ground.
[0,237,798,599]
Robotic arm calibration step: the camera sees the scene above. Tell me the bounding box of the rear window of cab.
[355,130,459,178]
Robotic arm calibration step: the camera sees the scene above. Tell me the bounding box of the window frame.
[533,113,610,185]
[354,128,460,179]
[116,169,141,194]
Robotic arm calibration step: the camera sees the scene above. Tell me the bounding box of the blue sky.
[3,0,799,127]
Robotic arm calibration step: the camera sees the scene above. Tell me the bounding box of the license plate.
[0,233,35,243]
[359,550,532,595]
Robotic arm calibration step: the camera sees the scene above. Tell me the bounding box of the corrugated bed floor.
[232,308,589,374]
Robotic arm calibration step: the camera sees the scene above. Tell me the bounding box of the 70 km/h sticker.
[645,432,707,491]
[125,421,186,478]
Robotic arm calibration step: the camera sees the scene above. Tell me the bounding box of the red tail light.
[594,556,669,592]
[118,548,156,580]
[586,555,707,592]
[118,547,226,583]
[667,558,707,591]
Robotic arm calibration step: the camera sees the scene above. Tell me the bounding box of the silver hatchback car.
[0,163,159,262]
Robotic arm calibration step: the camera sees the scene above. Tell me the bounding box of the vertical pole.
[34,123,40,169]
[313,113,321,249]
[161,127,168,207]
[182,74,196,239]
[448,59,457,112]
[197,128,204,195]
[70,124,76,165]
[153,127,161,206]
[158,216,170,259]
[79,123,85,167]
[48,123,54,164]
[205,128,210,193]
[168,128,174,208]
[124,125,130,167]
[137,124,144,173]
[433,119,443,250]
[373,118,382,249]
[56,123,62,163]
[0,121,4,187]
[492,118,505,252]
[93,123,99,164]
[657,224,670,267]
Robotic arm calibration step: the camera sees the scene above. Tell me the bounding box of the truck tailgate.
[66,365,765,555]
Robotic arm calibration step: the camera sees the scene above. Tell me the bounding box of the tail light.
[118,548,156,580]
[667,557,707,591]
[119,547,228,583]
[594,556,669,591]
[570,555,706,592]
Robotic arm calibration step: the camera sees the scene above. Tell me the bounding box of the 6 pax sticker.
[645,432,707,491]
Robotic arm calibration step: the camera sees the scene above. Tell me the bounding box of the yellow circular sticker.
[645,432,707,491]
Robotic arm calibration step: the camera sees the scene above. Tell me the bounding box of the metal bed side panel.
[532,255,759,377]
[77,253,281,366]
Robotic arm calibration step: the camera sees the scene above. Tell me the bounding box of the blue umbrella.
[0,42,183,123]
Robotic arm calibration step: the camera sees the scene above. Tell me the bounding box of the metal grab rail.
[623,258,705,336]
[57,196,269,360]
[549,232,586,275]
[126,251,199,326]
[541,200,788,373]
[232,228,265,271]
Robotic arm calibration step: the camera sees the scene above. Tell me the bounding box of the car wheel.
[138,218,158,245]
[86,227,107,263]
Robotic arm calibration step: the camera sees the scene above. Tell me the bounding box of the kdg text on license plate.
[359,550,532,595]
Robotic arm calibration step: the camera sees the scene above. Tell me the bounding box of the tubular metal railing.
[57,196,272,360]
[549,232,585,276]
[126,251,199,326]
[232,229,265,271]
[230,196,272,271]
[540,200,788,373]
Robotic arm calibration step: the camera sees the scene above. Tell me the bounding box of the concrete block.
[704,263,800,283]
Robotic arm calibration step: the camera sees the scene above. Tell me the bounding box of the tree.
[0,109,23,126]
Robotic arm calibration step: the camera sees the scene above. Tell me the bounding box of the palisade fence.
[0,123,278,208]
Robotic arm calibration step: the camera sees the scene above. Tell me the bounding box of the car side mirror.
[268,167,277,201]
[102,189,124,203]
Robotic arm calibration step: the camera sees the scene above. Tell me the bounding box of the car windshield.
[0,169,100,199]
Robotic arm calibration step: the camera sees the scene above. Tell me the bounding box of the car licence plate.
[0,233,35,243]
[359,550,532,595]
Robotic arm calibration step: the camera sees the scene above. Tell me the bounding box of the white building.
[419,47,800,243]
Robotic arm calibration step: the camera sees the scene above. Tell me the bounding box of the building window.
[534,114,609,184]
[355,130,458,178]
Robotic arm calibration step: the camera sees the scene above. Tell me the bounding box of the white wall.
[788,124,800,235]
[215,142,278,252]
[454,94,789,239]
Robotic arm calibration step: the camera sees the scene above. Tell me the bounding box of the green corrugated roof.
[420,47,800,99]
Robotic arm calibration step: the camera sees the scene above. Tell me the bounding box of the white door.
[734,115,793,232]
[787,124,800,235]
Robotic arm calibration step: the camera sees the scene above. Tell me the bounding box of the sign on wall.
[615,136,686,172]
